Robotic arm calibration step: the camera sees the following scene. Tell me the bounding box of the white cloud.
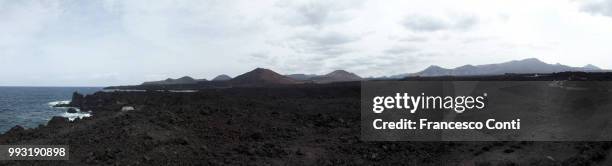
[1,0,612,86]
[274,0,364,28]
[580,0,612,17]
[401,14,479,32]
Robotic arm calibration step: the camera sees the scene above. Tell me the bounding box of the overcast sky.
[1,0,612,86]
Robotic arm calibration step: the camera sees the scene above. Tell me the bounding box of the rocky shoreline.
[1,81,612,165]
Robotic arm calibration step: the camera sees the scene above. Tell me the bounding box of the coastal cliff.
[1,76,612,165]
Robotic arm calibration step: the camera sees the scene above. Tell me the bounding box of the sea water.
[0,87,100,133]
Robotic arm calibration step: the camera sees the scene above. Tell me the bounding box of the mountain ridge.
[142,76,200,85]
[391,58,605,78]
[286,70,363,83]
[134,58,606,87]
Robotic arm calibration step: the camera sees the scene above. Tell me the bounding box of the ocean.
[0,87,101,133]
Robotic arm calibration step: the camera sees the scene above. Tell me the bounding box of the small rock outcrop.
[71,92,85,107]
[47,116,69,127]
[67,108,78,113]
[5,125,25,135]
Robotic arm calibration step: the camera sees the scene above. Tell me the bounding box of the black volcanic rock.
[212,74,232,81]
[230,68,298,85]
[3,80,612,165]
[71,92,85,107]
[47,116,69,127]
[67,108,78,113]
[142,76,198,85]
[5,125,24,135]
[311,70,362,83]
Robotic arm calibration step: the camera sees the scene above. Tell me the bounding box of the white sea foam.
[103,89,147,92]
[103,89,199,93]
[47,101,92,121]
[61,109,92,121]
[48,100,71,107]
[168,90,198,93]
[154,90,199,93]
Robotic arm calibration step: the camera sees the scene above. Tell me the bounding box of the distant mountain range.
[142,69,363,86]
[142,76,200,85]
[138,58,607,86]
[390,58,605,78]
[287,70,362,83]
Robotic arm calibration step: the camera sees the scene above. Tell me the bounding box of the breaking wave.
[48,100,71,107]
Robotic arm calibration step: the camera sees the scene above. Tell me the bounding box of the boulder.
[71,92,85,107]
[47,116,69,127]
[67,108,78,113]
[121,106,135,112]
[5,125,25,135]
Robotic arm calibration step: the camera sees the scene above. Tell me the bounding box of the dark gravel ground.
[1,82,611,165]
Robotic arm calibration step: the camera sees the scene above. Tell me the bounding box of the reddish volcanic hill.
[311,70,362,83]
[230,68,298,85]
[325,70,361,80]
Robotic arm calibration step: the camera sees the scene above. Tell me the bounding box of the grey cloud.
[293,3,336,26]
[275,0,363,28]
[296,32,360,45]
[401,15,448,32]
[290,31,361,55]
[246,52,279,66]
[249,52,269,59]
[580,0,612,17]
[306,46,351,56]
[454,14,479,30]
[401,14,479,32]
[461,36,495,44]
[398,36,429,42]
[384,46,419,55]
